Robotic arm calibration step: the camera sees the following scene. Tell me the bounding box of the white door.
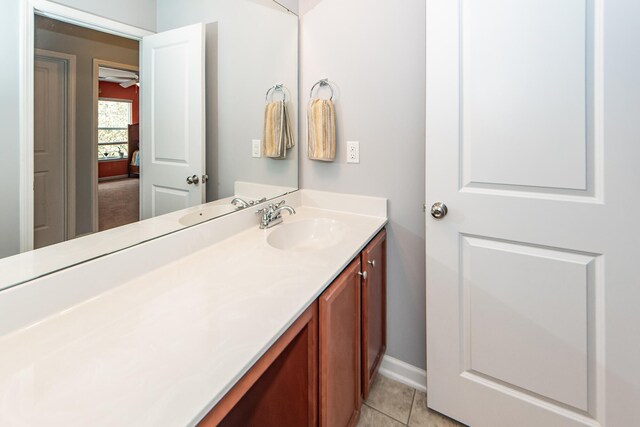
[426,1,640,426]
[34,55,67,248]
[140,23,206,219]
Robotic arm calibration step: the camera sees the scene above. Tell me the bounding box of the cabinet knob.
[358,271,367,280]
[368,259,376,268]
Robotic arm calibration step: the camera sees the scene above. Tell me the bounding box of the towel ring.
[265,84,288,102]
[310,78,334,101]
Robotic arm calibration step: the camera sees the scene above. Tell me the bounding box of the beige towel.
[307,99,335,161]
[263,100,295,159]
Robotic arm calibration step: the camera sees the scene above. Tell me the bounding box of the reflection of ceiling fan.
[98,67,139,88]
[119,77,139,88]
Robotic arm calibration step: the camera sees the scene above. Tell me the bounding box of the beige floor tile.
[408,391,467,427]
[357,404,406,427]
[365,375,415,424]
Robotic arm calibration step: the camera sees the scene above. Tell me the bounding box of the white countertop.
[0,198,386,426]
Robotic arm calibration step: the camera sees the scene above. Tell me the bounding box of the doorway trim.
[34,48,77,241]
[19,0,153,250]
[92,60,139,231]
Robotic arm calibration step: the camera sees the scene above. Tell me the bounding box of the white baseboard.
[378,355,427,393]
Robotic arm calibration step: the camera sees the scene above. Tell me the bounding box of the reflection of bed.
[128,123,140,177]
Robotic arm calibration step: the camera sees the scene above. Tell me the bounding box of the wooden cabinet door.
[361,229,387,400]
[319,258,362,427]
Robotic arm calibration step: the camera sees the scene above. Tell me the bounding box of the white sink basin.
[267,218,348,251]
[179,204,237,226]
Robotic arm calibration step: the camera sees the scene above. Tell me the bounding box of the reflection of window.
[98,99,132,160]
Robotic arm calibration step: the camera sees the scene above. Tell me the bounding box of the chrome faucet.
[232,197,267,210]
[256,200,296,229]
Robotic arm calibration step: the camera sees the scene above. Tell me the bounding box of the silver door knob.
[358,271,368,280]
[186,175,200,185]
[430,202,448,219]
[368,260,376,268]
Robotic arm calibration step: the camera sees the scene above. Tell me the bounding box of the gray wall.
[35,17,139,236]
[157,0,299,201]
[205,22,220,201]
[0,0,21,258]
[51,0,157,32]
[300,0,427,369]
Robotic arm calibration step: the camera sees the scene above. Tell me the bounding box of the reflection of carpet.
[98,178,139,231]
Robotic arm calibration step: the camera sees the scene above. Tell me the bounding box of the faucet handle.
[275,200,286,208]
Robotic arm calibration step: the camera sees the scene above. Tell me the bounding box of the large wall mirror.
[0,0,298,289]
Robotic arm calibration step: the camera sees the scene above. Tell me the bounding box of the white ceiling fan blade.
[120,79,137,88]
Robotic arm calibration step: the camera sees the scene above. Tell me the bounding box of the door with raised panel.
[34,52,74,248]
[140,23,206,219]
[426,0,640,426]
[319,257,361,427]
[361,229,386,400]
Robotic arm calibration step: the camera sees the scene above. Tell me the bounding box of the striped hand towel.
[263,100,295,159]
[307,98,335,161]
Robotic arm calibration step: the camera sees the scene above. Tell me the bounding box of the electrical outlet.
[252,139,261,158]
[346,141,360,164]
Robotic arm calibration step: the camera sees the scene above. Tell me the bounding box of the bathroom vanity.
[201,228,386,427]
[0,190,387,426]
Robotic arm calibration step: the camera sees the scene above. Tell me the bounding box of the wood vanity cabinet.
[319,257,362,427]
[199,228,387,427]
[360,229,387,400]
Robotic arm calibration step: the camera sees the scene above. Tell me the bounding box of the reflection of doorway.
[33,14,140,242]
[24,6,205,251]
[95,65,140,231]
[33,49,76,249]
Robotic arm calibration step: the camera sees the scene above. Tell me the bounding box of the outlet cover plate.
[252,139,261,158]
[347,141,360,164]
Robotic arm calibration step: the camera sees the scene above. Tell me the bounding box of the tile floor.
[357,375,466,427]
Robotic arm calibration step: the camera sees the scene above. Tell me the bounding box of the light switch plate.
[346,141,360,164]
[252,139,261,158]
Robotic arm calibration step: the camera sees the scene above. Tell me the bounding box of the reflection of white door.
[140,23,206,219]
[34,51,76,249]
[426,1,639,426]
